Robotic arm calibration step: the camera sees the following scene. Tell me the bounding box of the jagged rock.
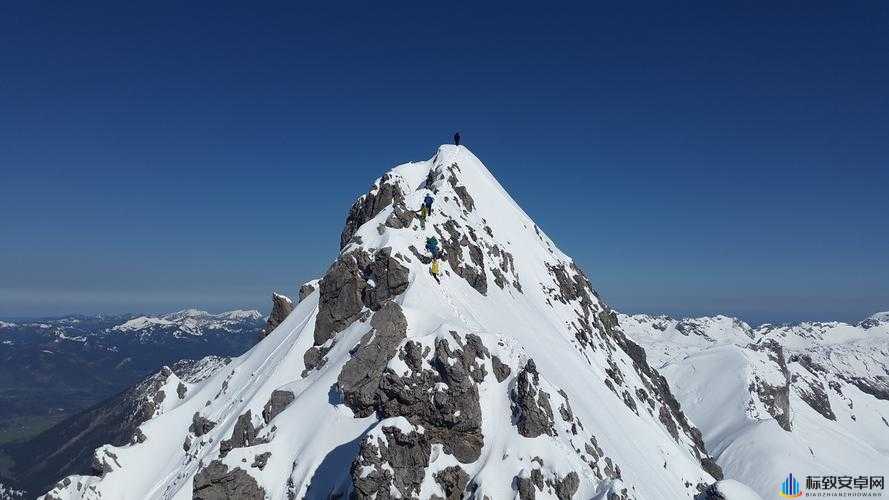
[314,251,370,345]
[298,281,317,302]
[512,359,556,438]
[847,376,889,401]
[551,471,580,500]
[436,220,488,295]
[133,428,147,444]
[219,410,266,457]
[338,302,408,416]
[384,202,417,230]
[302,344,332,375]
[700,457,724,481]
[193,461,265,500]
[377,335,487,462]
[260,292,294,341]
[798,378,836,421]
[350,426,431,500]
[251,452,271,470]
[362,247,410,310]
[90,449,119,476]
[190,412,217,437]
[434,465,470,500]
[492,354,511,382]
[748,339,792,431]
[341,173,404,249]
[177,382,187,399]
[262,389,295,424]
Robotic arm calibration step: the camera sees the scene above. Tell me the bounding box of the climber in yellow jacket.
[430,258,441,283]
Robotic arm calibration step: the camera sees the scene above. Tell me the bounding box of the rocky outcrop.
[298,281,317,302]
[511,359,556,438]
[433,466,471,500]
[341,173,404,249]
[314,251,371,346]
[513,468,580,500]
[313,247,410,347]
[190,412,217,437]
[435,220,488,295]
[219,410,267,457]
[193,461,265,500]
[492,354,511,382]
[262,389,295,424]
[337,302,408,414]
[748,340,792,431]
[350,425,431,500]
[260,293,294,341]
[362,248,410,310]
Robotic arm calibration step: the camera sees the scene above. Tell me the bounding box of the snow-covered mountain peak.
[44,145,727,500]
[109,309,264,337]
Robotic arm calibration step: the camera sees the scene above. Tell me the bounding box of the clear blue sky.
[2,2,887,324]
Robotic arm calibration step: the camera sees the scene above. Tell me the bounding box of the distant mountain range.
[0,308,263,480]
[620,311,889,497]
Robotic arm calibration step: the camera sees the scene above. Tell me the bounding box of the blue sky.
[1,2,887,324]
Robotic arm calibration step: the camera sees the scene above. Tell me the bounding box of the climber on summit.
[423,193,434,214]
[454,131,461,146]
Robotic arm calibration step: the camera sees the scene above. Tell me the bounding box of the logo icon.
[780,473,803,498]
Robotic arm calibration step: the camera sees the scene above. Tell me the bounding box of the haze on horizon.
[2,2,887,325]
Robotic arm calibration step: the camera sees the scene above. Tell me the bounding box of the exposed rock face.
[341,173,405,249]
[251,451,271,470]
[298,281,317,302]
[259,293,294,341]
[362,248,410,310]
[350,425,431,500]
[190,412,217,437]
[313,247,410,347]
[193,461,265,500]
[435,220,488,295]
[433,466,470,500]
[512,359,556,438]
[337,302,409,414]
[90,449,119,476]
[384,202,417,230]
[748,340,792,431]
[377,334,487,463]
[796,376,836,421]
[262,389,295,424]
[219,410,267,457]
[492,354,511,382]
[314,251,370,346]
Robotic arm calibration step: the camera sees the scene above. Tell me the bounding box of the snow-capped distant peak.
[108,309,263,337]
[111,316,174,333]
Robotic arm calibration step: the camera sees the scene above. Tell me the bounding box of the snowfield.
[41,146,734,499]
[621,312,889,499]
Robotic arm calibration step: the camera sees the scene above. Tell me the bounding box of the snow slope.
[41,146,728,500]
[620,312,889,498]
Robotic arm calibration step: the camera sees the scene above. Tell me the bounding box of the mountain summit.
[43,146,725,499]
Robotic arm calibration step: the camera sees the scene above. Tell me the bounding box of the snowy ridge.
[620,312,889,498]
[111,309,264,337]
[42,146,728,500]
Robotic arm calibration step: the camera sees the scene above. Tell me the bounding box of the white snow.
[622,312,889,499]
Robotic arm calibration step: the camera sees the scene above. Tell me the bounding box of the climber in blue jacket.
[423,194,434,215]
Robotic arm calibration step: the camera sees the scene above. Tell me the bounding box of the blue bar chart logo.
[780,473,804,498]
